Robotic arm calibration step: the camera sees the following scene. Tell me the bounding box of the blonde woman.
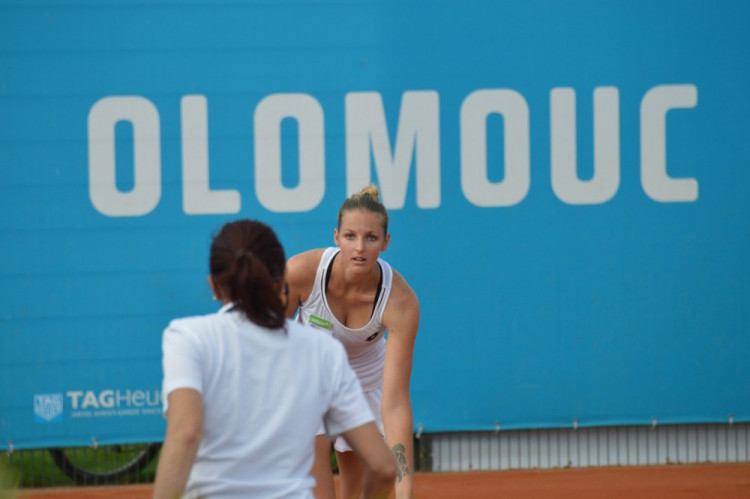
[286,186,420,499]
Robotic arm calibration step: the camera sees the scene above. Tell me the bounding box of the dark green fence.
[1,444,160,489]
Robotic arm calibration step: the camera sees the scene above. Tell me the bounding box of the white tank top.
[296,247,392,391]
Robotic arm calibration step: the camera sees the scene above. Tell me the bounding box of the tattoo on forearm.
[392,443,410,482]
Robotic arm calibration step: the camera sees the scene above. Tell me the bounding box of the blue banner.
[1,1,748,448]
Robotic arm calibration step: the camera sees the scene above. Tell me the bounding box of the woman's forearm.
[152,433,200,499]
[152,390,203,499]
[382,402,415,498]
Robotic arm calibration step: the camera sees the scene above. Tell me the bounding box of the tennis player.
[286,185,420,499]
[153,219,396,499]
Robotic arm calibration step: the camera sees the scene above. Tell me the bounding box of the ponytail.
[209,220,286,329]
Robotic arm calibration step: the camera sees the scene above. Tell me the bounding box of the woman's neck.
[332,252,381,292]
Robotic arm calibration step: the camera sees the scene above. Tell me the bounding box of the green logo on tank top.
[309,314,332,329]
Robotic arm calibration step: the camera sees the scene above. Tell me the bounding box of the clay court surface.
[17,463,750,498]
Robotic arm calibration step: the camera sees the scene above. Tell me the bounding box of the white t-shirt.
[162,303,375,499]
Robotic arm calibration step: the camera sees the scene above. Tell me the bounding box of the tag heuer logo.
[34,393,63,423]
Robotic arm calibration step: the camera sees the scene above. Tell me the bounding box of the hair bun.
[359,184,380,199]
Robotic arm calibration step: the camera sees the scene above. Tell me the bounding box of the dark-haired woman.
[153,219,396,499]
[286,186,420,499]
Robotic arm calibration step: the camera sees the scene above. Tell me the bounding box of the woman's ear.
[207,276,220,301]
[381,232,391,251]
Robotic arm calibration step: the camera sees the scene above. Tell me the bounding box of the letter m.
[345,91,441,209]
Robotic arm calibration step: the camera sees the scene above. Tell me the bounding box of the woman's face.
[334,209,390,273]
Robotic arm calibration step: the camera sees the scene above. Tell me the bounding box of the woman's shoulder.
[381,268,420,335]
[287,248,334,283]
[166,307,229,329]
[163,310,225,345]
[387,269,419,310]
[285,249,328,305]
[287,248,327,272]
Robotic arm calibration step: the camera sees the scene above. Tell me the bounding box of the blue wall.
[1,0,748,448]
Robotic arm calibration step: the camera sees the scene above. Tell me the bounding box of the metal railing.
[423,423,750,472]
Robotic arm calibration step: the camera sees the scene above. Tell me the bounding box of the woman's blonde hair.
[337,184,389,234]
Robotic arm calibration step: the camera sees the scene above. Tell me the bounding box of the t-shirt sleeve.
[161,319,203,414]
[322,340,376,439]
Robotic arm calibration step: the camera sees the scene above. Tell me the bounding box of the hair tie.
[235,249,254,260]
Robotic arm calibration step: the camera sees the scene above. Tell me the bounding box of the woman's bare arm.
[152,389,203,499]
[381,272,420,498]
[285,248,325,318]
